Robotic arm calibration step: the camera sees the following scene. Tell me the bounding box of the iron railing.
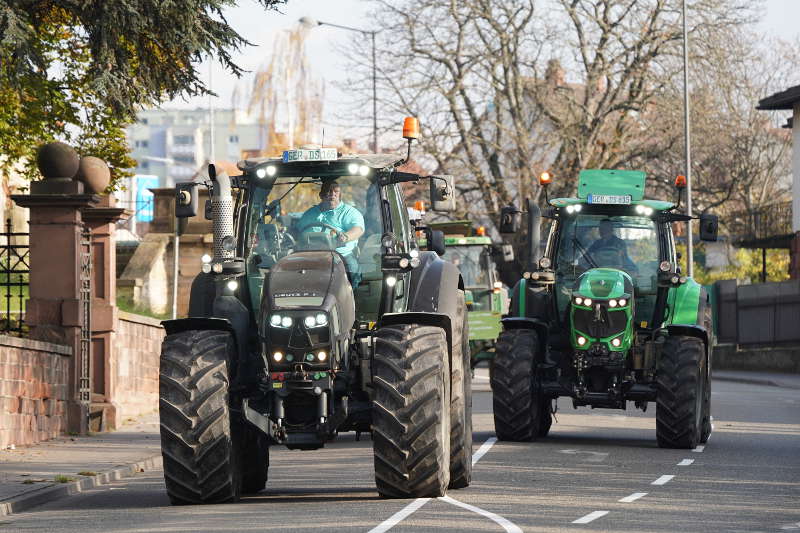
[728,201,793,245]
[0,218,30,336]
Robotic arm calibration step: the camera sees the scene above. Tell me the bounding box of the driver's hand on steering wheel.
[336,231,350,243]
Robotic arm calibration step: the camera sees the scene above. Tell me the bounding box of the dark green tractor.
[492,169,718,448]
[158,125,472,504]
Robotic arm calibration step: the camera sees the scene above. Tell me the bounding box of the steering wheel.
[296,222,344,251]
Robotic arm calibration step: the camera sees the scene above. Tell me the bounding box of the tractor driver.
[585,219,637,273]
[298,181,365,286]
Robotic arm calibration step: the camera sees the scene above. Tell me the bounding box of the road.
[2,373,799,532]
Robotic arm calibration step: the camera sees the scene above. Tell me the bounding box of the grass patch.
[21,479,35,484]
[54,475,75,483]
[77,471,96,477]
[116,291,170,320]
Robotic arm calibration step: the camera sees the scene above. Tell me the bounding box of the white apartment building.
[126,108,265,187]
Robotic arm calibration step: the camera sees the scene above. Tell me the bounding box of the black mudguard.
[188,272,215,317]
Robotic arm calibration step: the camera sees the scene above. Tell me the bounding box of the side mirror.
[175,182,198,218]
[426,228,446,256]
[204,199,212,220]
[429,175,456,212]
[499,205,520,234]
[501,244,514,262]
[699,213,719,242]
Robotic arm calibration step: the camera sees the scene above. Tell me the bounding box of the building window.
[141,161,149,169]
[134,140,149,148]
[173,135,194,145]
[229,135,239,143]
[173,155,195,164]
[140,118,148,125]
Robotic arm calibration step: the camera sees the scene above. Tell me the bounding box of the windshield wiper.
[266,177,307,217]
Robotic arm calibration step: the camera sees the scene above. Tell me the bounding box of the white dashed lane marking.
[677,459,694,466]
[618,492,648,503]
[572,511,609,524]
[692,445,705,452]
[652,475,675,486]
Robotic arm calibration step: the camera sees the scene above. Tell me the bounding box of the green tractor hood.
[570,268,635,353]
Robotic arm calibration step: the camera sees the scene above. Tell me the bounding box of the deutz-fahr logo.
[274,292,320,298]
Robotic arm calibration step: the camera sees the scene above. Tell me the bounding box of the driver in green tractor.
[581,218,638,273]
[297,180,365,286]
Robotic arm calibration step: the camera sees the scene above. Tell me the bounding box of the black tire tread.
[372,325,451,498]
[656,335,705,449]
[159,330,240,505]
[491,329,540,442]
[449,291,472,489]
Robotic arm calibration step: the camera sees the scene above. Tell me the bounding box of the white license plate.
[588,194,631,205]
[282,148,338,163]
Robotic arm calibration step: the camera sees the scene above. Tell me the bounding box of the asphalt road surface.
[3,372,799,532]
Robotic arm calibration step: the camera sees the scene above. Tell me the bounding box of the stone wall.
[0,336,71,448]
[111,311,165,421]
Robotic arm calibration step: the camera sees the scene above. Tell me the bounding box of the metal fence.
[714,278,800,346]
[728,201,794,247]
[0,218,30,336]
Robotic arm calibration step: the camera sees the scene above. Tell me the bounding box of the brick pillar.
[12,143,100,434]
[82,194,129,430]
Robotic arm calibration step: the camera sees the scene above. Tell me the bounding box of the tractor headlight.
[577,336,587,346]
[316,313,328,326]
[281,316,293,328]
[301,313,328,328]
[270,314,282,327]
[304,316,316,328]
[583,298,593,306]
[609,298,617,307]
[618,298,627,307]
[317,350,327,362]
[611,337,622,347]
[273,351,284,362]
[659,261,672,272]
[574,296,584,305]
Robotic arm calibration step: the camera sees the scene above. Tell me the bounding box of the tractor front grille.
[572,307,627,339]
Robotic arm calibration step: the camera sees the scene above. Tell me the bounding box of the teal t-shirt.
[298,202,365,255]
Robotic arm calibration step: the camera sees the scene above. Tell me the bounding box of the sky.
[165,0,800,146]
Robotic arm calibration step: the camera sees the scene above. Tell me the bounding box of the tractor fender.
[162,316,236,338]
[407,251,464,319]
[501,316,549,353]
[188,272,215,317]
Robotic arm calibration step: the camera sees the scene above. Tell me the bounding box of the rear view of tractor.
[492,169,719,448]
[157,119,472,505]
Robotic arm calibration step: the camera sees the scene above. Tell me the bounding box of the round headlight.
[410,257,421,268]
[644,207,653,216]
[584,298,593,306]
[316,313,327,326]
[226,280,238,291]
[304,316,316,328]
[611,337,622,347]
[609,299,617,307]
[256,168,267,179]
[574,204,582,212]
[635,204,646,214]
[574,297,583,305]
[577,336,587,346]
[386,276,397,287]
[566,205,575,214]
[212,262,223,273]
[359,165,370,176]
[270,314,281,327]
[266,165,277,177]
[201,263,212,274]
[539,257,552,269]
[201,254,212,264]
[281,316,293,328]
[273,351,283,362]
[671,275,680,284]
[348,163,359,175]
[659,261,672,272]
[523,271,531,279]
[286,354,294,362]
[618,298,627,307]
[409,249,419,258]
[399,257,410,268]
[305,353,315,362]
[317,351,327,362]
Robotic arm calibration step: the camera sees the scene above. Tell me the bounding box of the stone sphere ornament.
[76,156,111,194]
[37,142,80,179]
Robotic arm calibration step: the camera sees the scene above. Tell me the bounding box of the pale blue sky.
[166,0,800,145]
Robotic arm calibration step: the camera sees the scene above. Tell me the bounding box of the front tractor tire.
[159,330,241,505]
[656,335,706,449]
[372,325,451,498]
[449,291,473,490]
[491,329,547,442]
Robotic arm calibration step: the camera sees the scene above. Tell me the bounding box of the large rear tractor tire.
[656,335,706,449]
[449,291,473,490]
[491,329,544,442]
[372,325,451,498]
[538,399,553,437]
[159,330,241,504]
[699,370,712,444]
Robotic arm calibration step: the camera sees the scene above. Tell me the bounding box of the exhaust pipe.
[209,164,234,262]
[526,198,541,271]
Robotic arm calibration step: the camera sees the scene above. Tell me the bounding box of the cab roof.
[237,153,404,172]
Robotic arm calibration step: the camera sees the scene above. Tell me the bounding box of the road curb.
[0,454,162,517]
[712,373,800,390]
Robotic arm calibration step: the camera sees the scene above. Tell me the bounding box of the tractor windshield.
[554,214,660,322]
[445,246,489,288]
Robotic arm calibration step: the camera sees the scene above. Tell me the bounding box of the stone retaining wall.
[0,336,71,448]
[111,311,165,420]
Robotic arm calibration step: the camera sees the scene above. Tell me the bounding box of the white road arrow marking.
[559,449,609,462]
[573,511,609,524]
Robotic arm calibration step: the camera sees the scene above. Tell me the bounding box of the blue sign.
[136,175,159,222]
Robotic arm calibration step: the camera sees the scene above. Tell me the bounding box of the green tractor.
[492,169,718,448]
[422,221,507,372]
[158,124,472,504]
